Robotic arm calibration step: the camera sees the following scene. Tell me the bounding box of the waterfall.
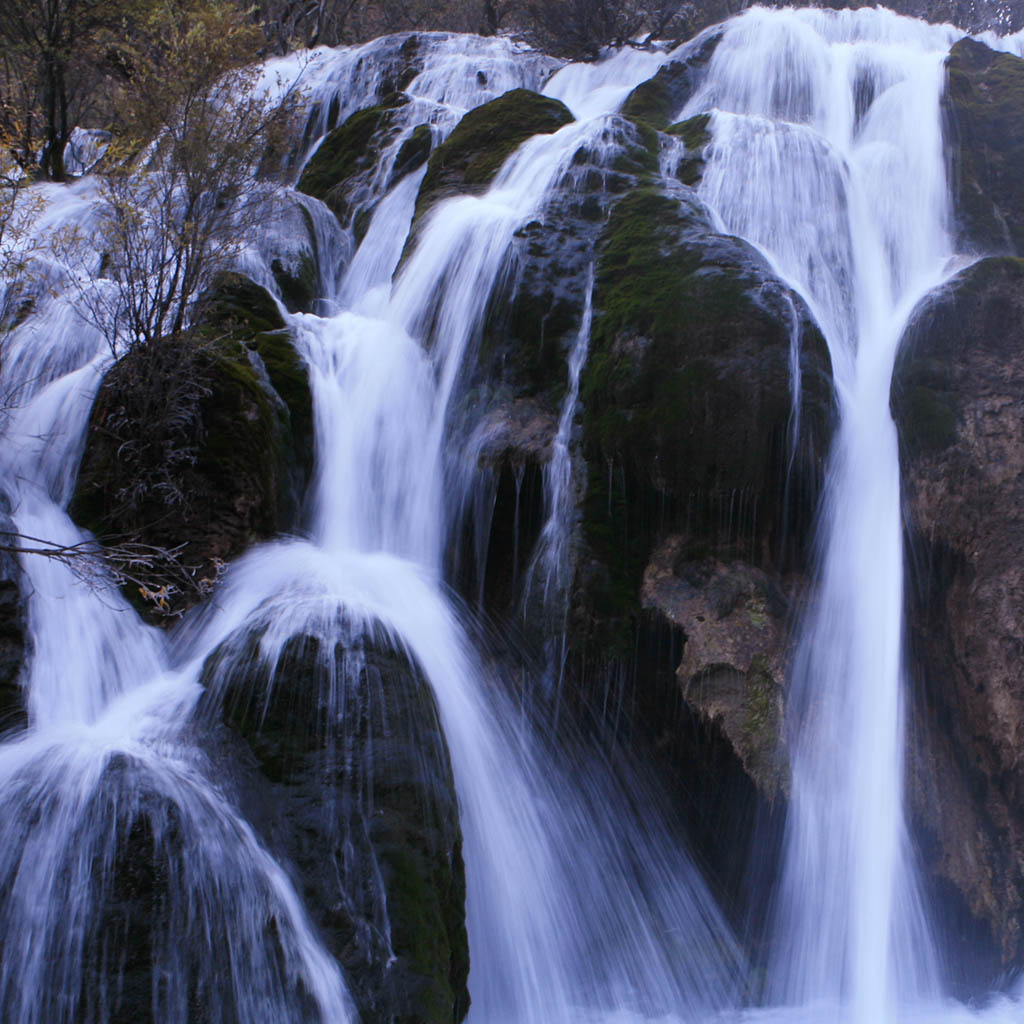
[2,11,1024,1024]
[681,8,1004,1022]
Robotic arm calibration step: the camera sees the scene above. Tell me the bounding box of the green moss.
[201,273,312,463]
[575,183,829,658]
[610,120,660,177]
[742,655,776,743]
[622,75,677,131]
[297,93,410,223]
[413,89,573,225]
[376,844,463,1024]
[667,112,711,150]
[392,123,432,183]
[665,112,711,185]
[591,188,707,345]
[204,271,286,335]
[619,32,721,131]
[900,385,958,455]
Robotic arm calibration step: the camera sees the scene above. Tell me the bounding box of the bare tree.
[76,1,302,354]
[524,0,690,57]
[0,529,225,616]
[0,0,133,181]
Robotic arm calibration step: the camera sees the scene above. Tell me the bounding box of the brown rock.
[641,535,793,800]
[892,255,1024,964]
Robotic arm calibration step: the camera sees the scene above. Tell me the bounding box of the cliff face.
[893,256,1024,966]
[885,40,1024,969]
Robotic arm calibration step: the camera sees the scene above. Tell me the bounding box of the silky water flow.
[0,10,1022,1024]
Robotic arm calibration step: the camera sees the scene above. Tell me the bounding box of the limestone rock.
[578,183,833,653]
[412,89,573,227]
[944,38,1024,256]
[892,255,1024,965]
[642,536,791,800]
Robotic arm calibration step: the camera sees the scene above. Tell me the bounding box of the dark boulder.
[0,499,27,733]
[641,535,793,801]
[412,89,573,227]
[577,184,833,655]
[0,751,331,1024]
[298,92,427,241]
[943,38,1024,256]
[892,256,1024,969]
[197,617,469,1024]
[71,276,313,622]
[621,30,721,131]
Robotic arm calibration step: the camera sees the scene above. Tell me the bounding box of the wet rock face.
[452,114,657,620]
[642,536,792,801]
[892,256,1024,967]
[298,92,425,240]
[198,623,469,1024]
[0,502,27,733]
[577,184,833,656]
[71,276,313,622]
[413,88,573,227]
[944,38,1024,256]
[621,30,722,131]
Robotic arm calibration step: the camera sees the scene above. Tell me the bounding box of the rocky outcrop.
[621,30,721,130]
[198,619,469,1024]
[437,82,830,827]
[944,38,1024,256]
[413,89,573,226]
[0,499,27,733]
[892,256,1024,966]
[299,92,430,241]
[642,536,792,800]
[578,184,833,657]
[71,276,313,621]
[453,113,658,617]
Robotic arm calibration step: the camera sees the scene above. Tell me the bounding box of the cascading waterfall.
[681,7,1017,1022]
[2,10,1024,1024]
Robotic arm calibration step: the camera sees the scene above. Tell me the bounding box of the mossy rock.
[893,256,1024,459]
[202,273,315,482]
[71,276,313,622]
[944,38,1024,255]
[198,620,469,1024]
[412,89,573,227]
[392,123,433,186]
[667,113,711,186]
[298,92,411,226]
[577,186,833,653]
[621,30,721,131]
[475,116,656,413]
[893,256,1024,969]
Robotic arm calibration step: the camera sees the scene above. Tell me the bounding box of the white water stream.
[0,9,1023,1024]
